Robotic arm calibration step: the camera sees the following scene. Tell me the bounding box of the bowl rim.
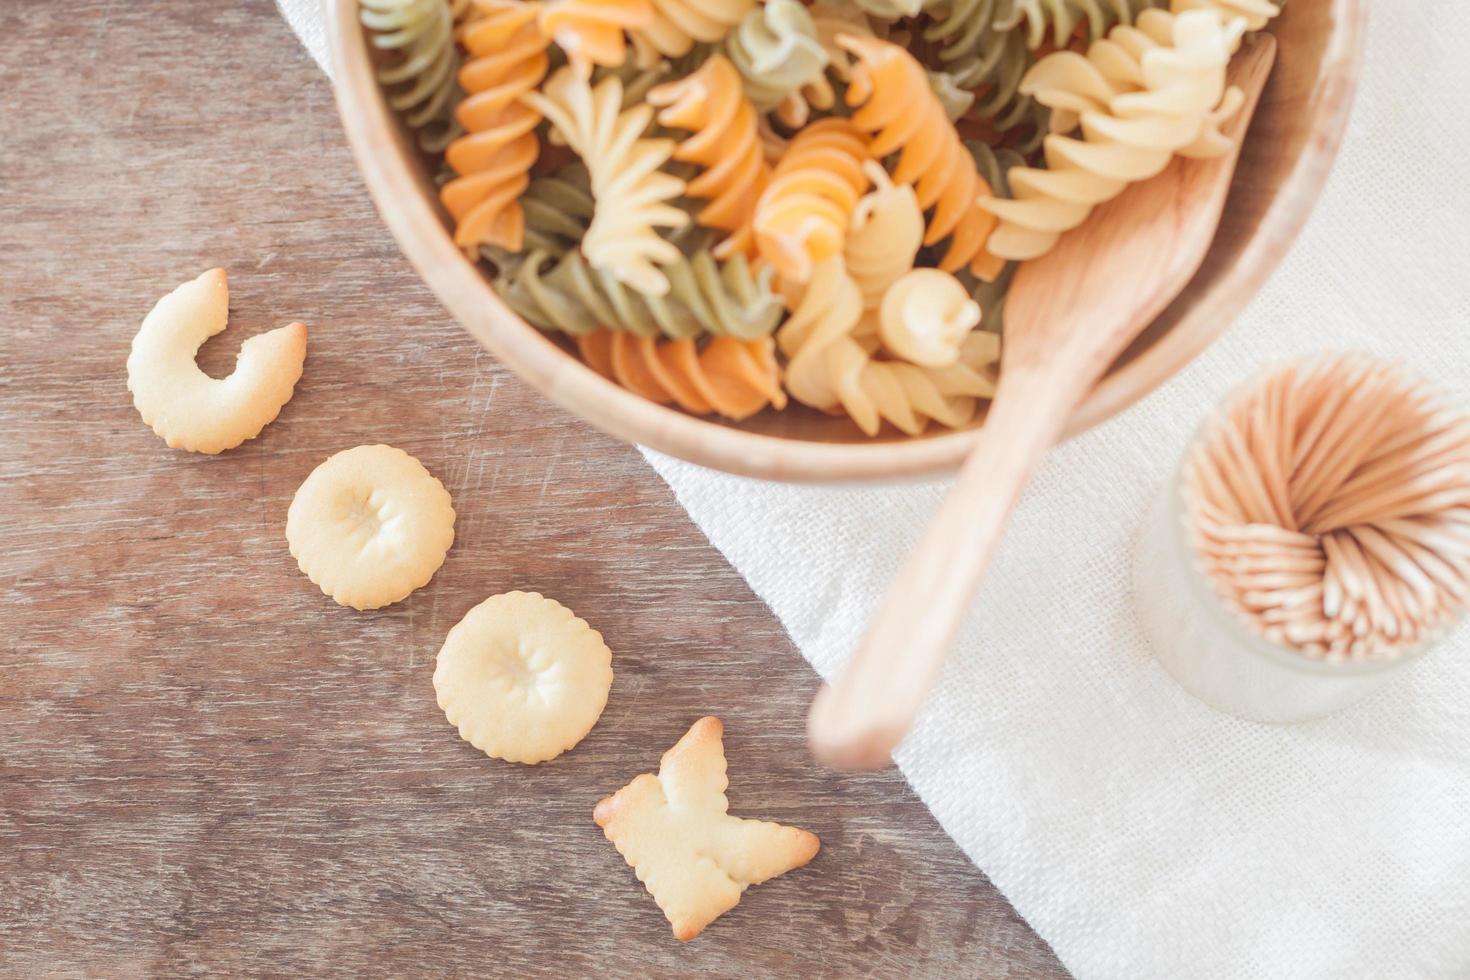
[325,0,1366,483]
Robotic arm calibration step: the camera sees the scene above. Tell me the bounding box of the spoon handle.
[806,386,1075,769]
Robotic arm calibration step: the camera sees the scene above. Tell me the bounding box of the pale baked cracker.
[434,591,613,764]
[286,444,455,610]
[593,716,820,940]
[127,268,307,454]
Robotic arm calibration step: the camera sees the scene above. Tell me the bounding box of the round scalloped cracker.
[127,268,307,455]
[286,445,455,610]
[434,591,613,765]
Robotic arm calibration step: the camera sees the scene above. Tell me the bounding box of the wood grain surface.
[0,2,1065,976]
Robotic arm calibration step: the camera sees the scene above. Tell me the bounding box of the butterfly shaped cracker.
[593,716,820,940]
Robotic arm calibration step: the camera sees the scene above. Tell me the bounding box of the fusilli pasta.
[846,163,925,310]
[498,246,783,339]
[923,0,1048,141]
[523,68,689,295]
[725,0,830,114]
[981,9,1248,260]
[877,268,984,367]
[648,54,770,260]
[994,0,1165,50]
[840,35,1005,281]
[779,260,997,435]
[754,118,872,284]
[539,0,652,71]
[441,1,550,251]
[1173,0,1279,31]
[631,0,755,65]
[774,2,873,128]
[361,0,465,153]
[578,330,787,419]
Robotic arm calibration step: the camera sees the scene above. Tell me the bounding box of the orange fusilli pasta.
[441,2,549,252]
[539,0,652,71]
[839,34,1006,281]
[753,118,871,285]
[577,330,787,420]
[647,54,770,261]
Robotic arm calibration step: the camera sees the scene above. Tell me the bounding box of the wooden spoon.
[807,35,1279,770]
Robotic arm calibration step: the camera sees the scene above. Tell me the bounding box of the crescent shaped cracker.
[127,268,307,454]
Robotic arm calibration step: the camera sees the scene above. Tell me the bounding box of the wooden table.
[0,2,1065,975]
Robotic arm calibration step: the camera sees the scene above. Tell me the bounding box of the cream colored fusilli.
[778,259,996,435]
[876,268,984,367]
[1173,0,1279,31]
[845,163,925,310]
[981,9,1248,261]
[523,68,688,295]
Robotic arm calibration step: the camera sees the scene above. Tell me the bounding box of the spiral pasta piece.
[523,68,689,295]
[497,246,783,339]
[761,3,865,128]
[980,9,1248,261]
[647,55,770,260]
[753,119,871,285]
[724,0,830,114]
[631,0,756,65]
[840,35,1005,281]
[775,258,866,415]
[993,0,1165,50]
[362,0,471,154]
[578,330,787,419]
[1172,0,1279,31]
[440,3,548,253]
[846,162,925,310]
[831,329,999,436]
[877,268,983,367]
[539,0,652,71]
[924,0,1050,143]
[778,260,997,436]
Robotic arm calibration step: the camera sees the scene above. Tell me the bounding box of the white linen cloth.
[281,3,1470,975]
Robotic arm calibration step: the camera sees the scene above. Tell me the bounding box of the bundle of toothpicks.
[1182,352,1470,661]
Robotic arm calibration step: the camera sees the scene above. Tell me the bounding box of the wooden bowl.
[327,1,1365,482]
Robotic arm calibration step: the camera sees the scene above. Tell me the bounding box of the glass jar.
[1132,450,1446,724]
